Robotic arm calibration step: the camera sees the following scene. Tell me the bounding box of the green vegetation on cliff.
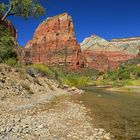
[56,58,140,87]
[12,58,140,88]
[91,58,140,87]
[104,58,140,81]
[0,25,17,63]
[25,64,100,87]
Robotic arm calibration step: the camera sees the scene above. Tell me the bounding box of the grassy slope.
[2,57,140,89]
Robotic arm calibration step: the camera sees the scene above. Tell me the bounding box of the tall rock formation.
[18,13,85,70]
[81,35,138,71]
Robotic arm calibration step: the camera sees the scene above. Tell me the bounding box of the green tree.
[0,0,45,22]
[0,25,16,62]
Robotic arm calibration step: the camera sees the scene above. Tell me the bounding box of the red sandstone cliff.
[18,13,86,70]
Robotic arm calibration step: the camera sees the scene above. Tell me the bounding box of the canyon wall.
[18,13,86,70]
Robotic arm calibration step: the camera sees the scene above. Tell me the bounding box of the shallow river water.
[71,87,140,140]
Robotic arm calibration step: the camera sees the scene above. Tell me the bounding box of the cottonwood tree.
[0,0,45,22]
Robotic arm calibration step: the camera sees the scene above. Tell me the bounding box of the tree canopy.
[0,0,45,22]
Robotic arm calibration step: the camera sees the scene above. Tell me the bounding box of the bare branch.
[1,3,13,22]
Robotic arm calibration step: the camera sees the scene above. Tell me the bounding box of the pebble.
[38,125,44,129]
[0,101,112,140]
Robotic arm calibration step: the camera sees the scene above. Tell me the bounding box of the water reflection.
[71,87,140,140]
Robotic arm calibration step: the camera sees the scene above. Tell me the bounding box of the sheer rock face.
[83,51,110,72]
[81,35,137,71]
[18,13,86,70]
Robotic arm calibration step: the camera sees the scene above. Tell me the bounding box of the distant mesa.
[80,35,140,71]
[111,37,140,56]
[81,35,140,56]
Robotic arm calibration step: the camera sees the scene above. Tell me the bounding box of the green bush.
[27,64,55,78]
[22,83,30,91]
[4,57,17,66]
[104,59,140,81]
[0,25,16,62]
[57,68,100,87]
[26,65,92,87]
[60,72,90,87]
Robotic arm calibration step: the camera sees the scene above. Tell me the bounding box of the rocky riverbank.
[0,64,112,140]
[0,100,112,140]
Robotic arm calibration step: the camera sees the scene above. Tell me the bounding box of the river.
[71,87,140,140]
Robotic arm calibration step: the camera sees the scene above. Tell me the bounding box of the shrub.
[26,67,38,77]
[104,59,140,81]
[4,57,17,66]
[22,83,30,91]
[0,25,16,62]
[27,64,55,78]
[18,69,27,79]
[21,83,33,94]
[62,73,89,87]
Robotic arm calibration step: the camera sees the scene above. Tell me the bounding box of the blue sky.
[5,0,140,46]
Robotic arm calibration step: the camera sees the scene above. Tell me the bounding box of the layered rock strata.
[18,13,86,70]
[81,35,140,71]
[111,37,140,56]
